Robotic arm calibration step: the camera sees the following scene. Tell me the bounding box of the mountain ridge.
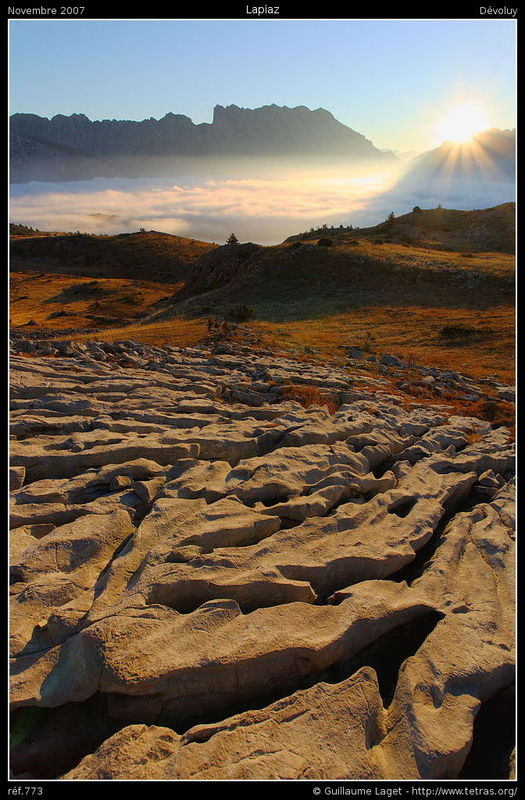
[10,104,396,183]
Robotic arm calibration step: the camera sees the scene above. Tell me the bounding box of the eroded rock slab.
[9,337,515,780]
[63,668,386,780]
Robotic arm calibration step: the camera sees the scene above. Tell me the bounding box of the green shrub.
[440,325,476,339]
[229,304,255,322]
[481,399,498,422]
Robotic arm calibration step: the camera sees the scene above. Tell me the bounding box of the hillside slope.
[9,205,515,385]
[9,229,217,282]
[403,129,515,182]
[368,131,515,214]
[285,203,515,254]
[155,205,514,323]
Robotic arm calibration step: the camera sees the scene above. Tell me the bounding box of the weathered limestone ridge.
[9,337,515,780]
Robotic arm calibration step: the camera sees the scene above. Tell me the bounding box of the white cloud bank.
[10,163,514,244]
[9,169,398,244]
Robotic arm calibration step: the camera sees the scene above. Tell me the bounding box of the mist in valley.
[9,151,515,244]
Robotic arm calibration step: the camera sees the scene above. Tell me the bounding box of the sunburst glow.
[434,104,490,145]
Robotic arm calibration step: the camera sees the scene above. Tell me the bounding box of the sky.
[9,18,517,153]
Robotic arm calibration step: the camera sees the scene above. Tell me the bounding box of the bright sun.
[434,104,490,145]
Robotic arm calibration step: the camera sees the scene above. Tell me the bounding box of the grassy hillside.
[10,272,178,331]
[9,229,217,282]
[285,203,515,254]
[155,236,513,322]
[9,204,515,385]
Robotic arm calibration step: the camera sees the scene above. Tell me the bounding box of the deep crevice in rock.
[389,487,492,586]
[388,496,418,518]
[257,495,291,508]
[371,459,393,479]
[10,694,122,779]
[459,683,515,778]
[321,608,444,708]
[9,610,443,778]
[144,608,442,737]
[93,531,137,595]
[165,607,444,733]
[256,424,306,456]
[146,581,308,615]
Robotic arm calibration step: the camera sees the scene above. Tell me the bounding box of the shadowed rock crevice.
[10,694,122,779]
[458,683,515,779]
[10,606,442,778]
[387,496,418,518]
[314,608,444,709]
[389,484,502,586]
[167,611,443,734]
[13,606,444,780]
[372,459,395,478]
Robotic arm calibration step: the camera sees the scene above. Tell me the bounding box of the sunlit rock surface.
[9,338,515,780]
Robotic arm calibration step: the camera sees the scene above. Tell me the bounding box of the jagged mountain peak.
[10,104,397,183]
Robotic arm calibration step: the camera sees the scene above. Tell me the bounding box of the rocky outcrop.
[63,669,387,780]
[63,479,515,781]
[175,242,261,301]
[9,337,514,780]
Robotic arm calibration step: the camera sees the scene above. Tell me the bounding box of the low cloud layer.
[9,167,400,243]
[10,162,514,244]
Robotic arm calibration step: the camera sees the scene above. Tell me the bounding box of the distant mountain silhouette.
[402,129,515,183]
[10,104,397,183]
[356,129,515,222]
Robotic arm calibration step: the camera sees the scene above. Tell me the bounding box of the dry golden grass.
[290,204,515,256]
[10,230,217,282]
[282,383,339,414]
[10,270,514,392]
[464,430,485,445]
[9,221,515,444]
[69,317,208,347]
[456,397,515,435]
[11,231,71,238]
[384,384,515,440]
[10,295,515,438]
[10,216,514,392]
[10,271,178,332]
[251,305,515,386]
[276,236,514,278]
[328,240,514,277]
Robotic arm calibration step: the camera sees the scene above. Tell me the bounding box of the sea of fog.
[9,160,515,244]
